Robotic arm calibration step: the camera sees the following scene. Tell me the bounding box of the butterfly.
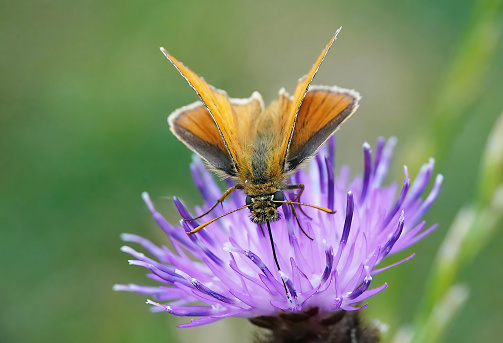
[161,28,360,268]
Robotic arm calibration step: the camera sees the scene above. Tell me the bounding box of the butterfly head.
[245,191,284,224]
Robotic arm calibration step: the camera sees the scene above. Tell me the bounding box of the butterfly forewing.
[161,49,240,169]
[271,30,340,175]
[163,48,265,178]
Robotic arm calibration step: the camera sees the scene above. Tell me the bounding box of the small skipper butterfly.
[161,28,360,272]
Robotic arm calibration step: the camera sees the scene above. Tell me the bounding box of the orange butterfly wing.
[265,29,346,176]
[163,28,359,183]
[162,48,264,177]
[168,101,237,176]
[286,86,360,171]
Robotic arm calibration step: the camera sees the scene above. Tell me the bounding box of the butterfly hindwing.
[286,86,360,171]
[168,102,237,176]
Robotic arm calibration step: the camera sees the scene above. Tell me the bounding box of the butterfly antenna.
[274,201,336,214]
[186,204,251,234]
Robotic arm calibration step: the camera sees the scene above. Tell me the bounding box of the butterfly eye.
[245,195,252,206]
[272,191,284,204]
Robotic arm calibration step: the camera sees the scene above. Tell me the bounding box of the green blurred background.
[1,0,502,342]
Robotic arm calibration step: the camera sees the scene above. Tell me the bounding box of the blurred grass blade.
[477,110,503,204]
[410,110,503,343]
[419,0,503,163]
[410,285,469,343]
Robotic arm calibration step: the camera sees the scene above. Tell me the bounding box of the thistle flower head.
[115,137,442,329]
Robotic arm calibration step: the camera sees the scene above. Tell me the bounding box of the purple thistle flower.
[115,137,442,330]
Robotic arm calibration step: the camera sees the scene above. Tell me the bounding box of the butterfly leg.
[290,203,313,240]
[285,184,312,219]
[183,185,240,221]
